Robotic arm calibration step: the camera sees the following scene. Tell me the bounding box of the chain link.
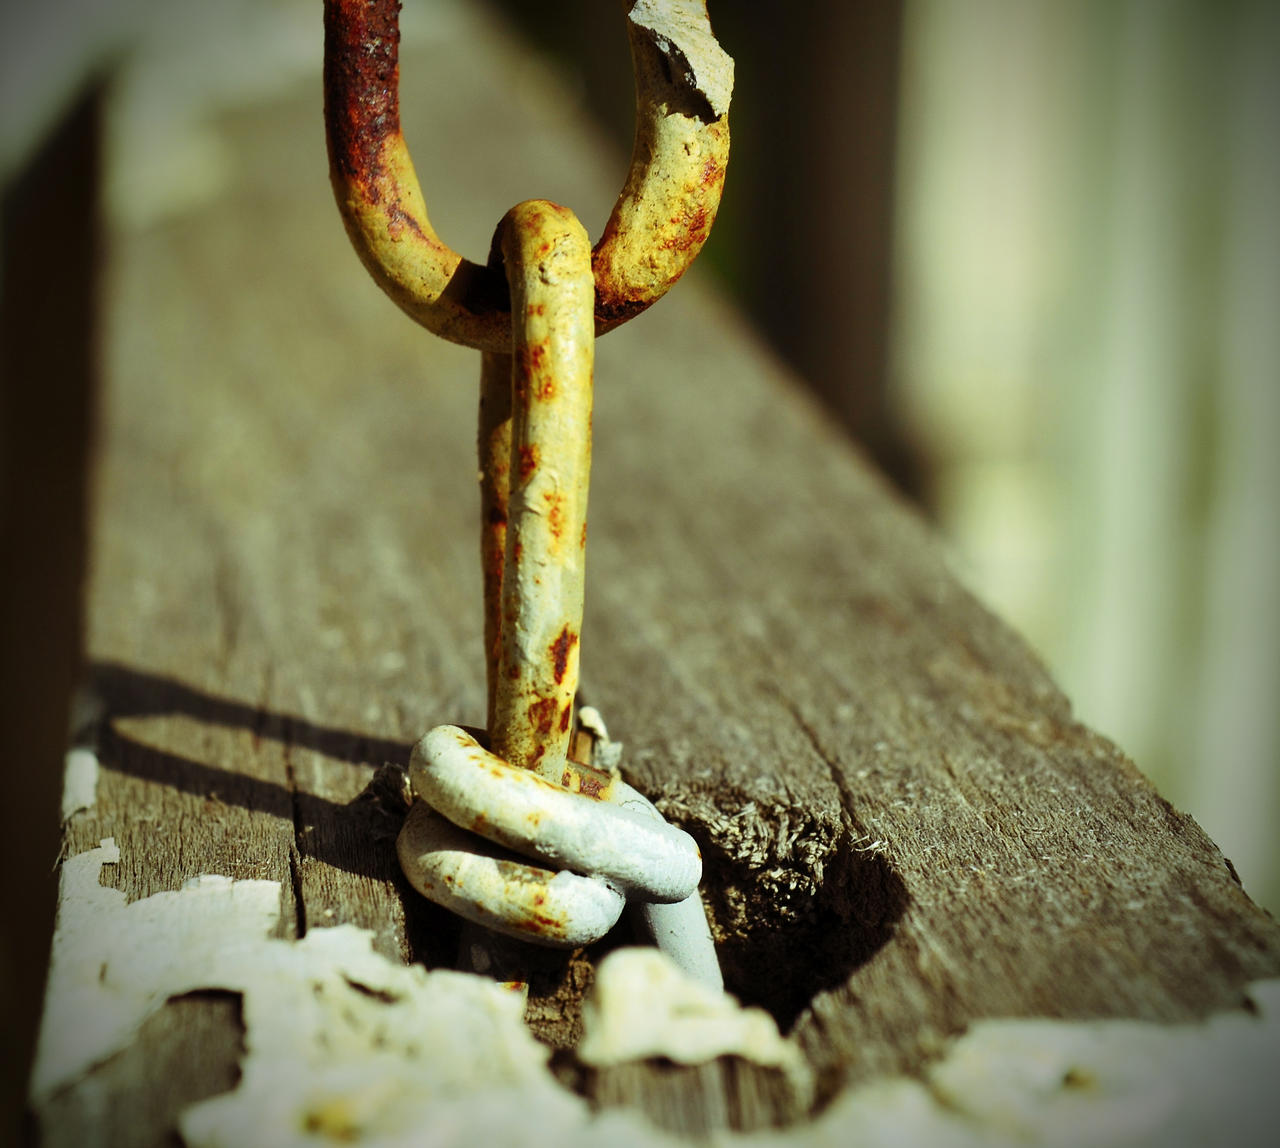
[323,0,733,349]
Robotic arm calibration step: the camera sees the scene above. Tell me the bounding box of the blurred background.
[3,4,1277,1106]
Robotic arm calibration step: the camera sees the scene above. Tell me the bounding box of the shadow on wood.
[89,661,468,971]
[91,661,414,772]
[88,658,912,1068]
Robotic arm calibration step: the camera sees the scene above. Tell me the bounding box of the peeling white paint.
[59,748,99,821]
[30,840,1280,1147]
[921,987,1280,1148]
[61,685,104,820]
[628,0,734,118]
[180,930,585,1148]
[30,838,280,1102]
[576,705,623,770]
[792,986,1280,1148]
[30,842,634,1148]
[578,948,806,1079]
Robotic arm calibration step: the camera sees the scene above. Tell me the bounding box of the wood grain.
[34,5,1280,1143]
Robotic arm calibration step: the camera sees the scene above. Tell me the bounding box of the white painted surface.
[33,840,1280,1146]
[59,749,99,822]
[579,948,800,1075]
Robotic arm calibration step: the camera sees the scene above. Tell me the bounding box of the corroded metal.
[489,201,594,778]
[408,725,701,901]
[397,800,625,947]
[322,0,507,350]
[478,349,512,730]
[592,0,733,331]
[322,0,733,351]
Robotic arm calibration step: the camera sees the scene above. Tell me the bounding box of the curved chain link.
[323,0,733,351]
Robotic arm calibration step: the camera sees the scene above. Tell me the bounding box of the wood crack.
[276,699,309,940]
[778,693,860,835]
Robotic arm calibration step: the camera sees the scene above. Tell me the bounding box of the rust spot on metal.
[495,859,545,886]
[528,696,558,735]
[536,376,556,401]
[506,904,565,935]
[518,444,539,483]
[662,205,709,253]
[524,340,549,372]
[386,203,427,242]
[323,0,401,188]
[559,706,572,733]
[580,521,587,549]
[591,288,648,326]
[472,812,488,833]
[559,759,615,801]
[549,626,578,685]
[577,775,605,799]
[543,490,566,542]
[527,302,546,317]
[514,341,550,406]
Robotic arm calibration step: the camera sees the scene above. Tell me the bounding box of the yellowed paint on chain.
[478,350,513,731]
[489,201,594,781]
[323,0,733,352]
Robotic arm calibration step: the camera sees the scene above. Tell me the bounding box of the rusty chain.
[323,0,732,349]
[323,0,732,989]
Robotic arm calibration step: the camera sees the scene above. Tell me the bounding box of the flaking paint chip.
[577,947,806,1077]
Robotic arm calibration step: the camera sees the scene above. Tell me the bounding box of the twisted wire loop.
[397,726,702,947]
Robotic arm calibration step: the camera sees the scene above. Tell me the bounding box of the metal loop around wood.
[397,725,703,947]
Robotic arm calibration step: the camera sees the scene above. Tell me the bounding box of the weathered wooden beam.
[28,2,1280,1144]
